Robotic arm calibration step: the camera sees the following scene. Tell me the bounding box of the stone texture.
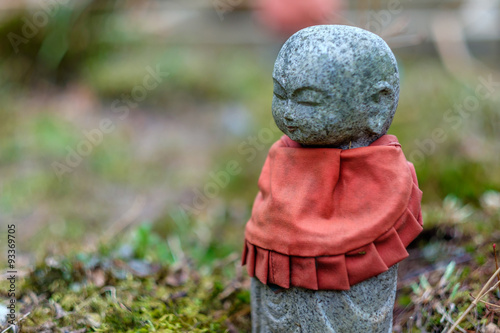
[251,264,398,333]
[272,25,400,149]
[252,25,402,332]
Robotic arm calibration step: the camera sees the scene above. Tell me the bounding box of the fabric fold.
[242,134,423,290]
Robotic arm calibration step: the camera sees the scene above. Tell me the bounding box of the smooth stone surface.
[251,264,398,333]
[271,25,400,149]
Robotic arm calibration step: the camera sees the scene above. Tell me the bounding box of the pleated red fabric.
[242,134,423,290]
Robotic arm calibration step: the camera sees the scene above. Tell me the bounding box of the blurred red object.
[255,0,344,36]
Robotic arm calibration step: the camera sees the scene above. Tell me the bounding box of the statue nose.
[283,102,295,121]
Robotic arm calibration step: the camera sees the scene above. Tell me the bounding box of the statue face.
[271,25,399,148]
[272,55,355,147]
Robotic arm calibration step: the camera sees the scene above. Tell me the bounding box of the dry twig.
[447,267,500,332]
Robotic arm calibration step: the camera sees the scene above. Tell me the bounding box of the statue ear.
[371,81,394,104]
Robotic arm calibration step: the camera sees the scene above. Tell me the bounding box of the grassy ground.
[1,199,500,332]
[1,224,253,332]
[1,3,500,332]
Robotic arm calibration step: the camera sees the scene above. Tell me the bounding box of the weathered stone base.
[251,264,398,333]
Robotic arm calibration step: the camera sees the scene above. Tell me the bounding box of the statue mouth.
[286,126,298,132]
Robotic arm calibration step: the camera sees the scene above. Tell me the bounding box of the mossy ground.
[1,225,252,332]
[2,199,500,332]
[1,2,500,332]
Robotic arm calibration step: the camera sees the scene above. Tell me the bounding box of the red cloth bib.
[242,134,423,290]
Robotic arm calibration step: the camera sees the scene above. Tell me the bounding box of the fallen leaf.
[486,323,500,333]
[90,268,106,287]
[164,267,188,287]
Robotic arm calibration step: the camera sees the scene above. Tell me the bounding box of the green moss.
[4,227,250,332]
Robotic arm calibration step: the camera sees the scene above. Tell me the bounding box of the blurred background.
[1,0,500,331]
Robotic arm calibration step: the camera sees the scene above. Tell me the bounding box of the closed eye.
[297,100,321,106]
[293,87,326,106]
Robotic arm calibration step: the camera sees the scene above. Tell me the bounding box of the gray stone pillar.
[251,264,398,333]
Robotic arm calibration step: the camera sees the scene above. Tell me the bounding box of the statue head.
[272,25,400,148]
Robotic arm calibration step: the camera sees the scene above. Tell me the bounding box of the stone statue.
[241,25,424,332]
